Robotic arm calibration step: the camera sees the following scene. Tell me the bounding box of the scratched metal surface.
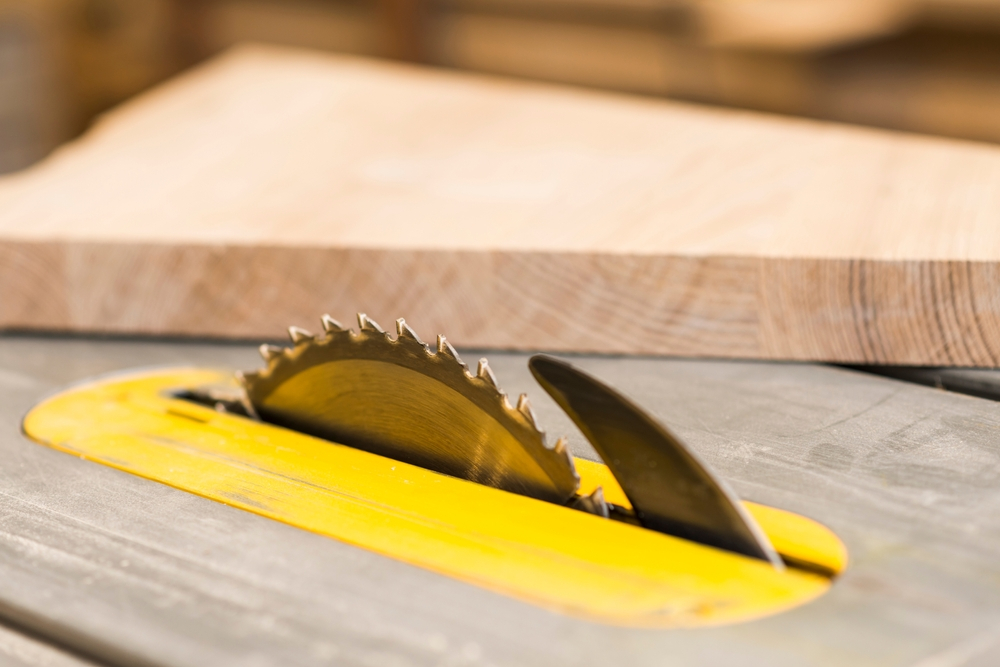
[0,334,998,667]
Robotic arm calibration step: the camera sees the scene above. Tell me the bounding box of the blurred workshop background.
[2,0,1000,175]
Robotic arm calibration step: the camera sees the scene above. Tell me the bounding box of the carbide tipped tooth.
[357,313,385,334]
[516,394,539,429]
[321,314,346,333]
[288,326,314,344]
[238,392,260,420]
[590,487,610,518]
[259,344,283,362]
[572,486,610,518]
[477,359,499,389]
[553,437,578,475]
[436,335,465,366]
[396,318,425,345]
[236,370,259,386]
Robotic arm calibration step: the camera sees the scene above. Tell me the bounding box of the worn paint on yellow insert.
[22,368,847,627]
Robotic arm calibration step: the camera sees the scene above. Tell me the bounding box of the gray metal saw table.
[0,334,998,667]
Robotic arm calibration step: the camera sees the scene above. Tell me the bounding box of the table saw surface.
[0,334,998,666]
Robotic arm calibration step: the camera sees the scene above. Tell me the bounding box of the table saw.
[0,328,998,667]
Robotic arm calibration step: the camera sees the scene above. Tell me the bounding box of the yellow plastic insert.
[22,368,847,628]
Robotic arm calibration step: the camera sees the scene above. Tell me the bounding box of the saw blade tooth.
[236,370,259,386]
[321,314,346,333]
[572,486,610,518]
[288,326,314,345]
[357,313,385,334]
[436,335,466,368]
[395,318,426,346]
[259,344,284,362]
[477,359,499,389]
[516,394,540,429]
[553,437,579,479]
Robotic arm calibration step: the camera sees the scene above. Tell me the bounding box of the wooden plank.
[2,44,1000,365]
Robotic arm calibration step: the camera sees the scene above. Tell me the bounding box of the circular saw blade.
[241,314,580,504]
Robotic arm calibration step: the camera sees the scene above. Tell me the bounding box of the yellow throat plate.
[22,368,847,628]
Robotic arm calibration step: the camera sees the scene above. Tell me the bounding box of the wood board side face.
[0,243,69,330]
[759,259,1000,365]
[0,242,760,358]
[7,241,1000,366]
[488,252,759,356]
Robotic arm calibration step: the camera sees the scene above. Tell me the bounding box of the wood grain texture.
[2,44,1000,364]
